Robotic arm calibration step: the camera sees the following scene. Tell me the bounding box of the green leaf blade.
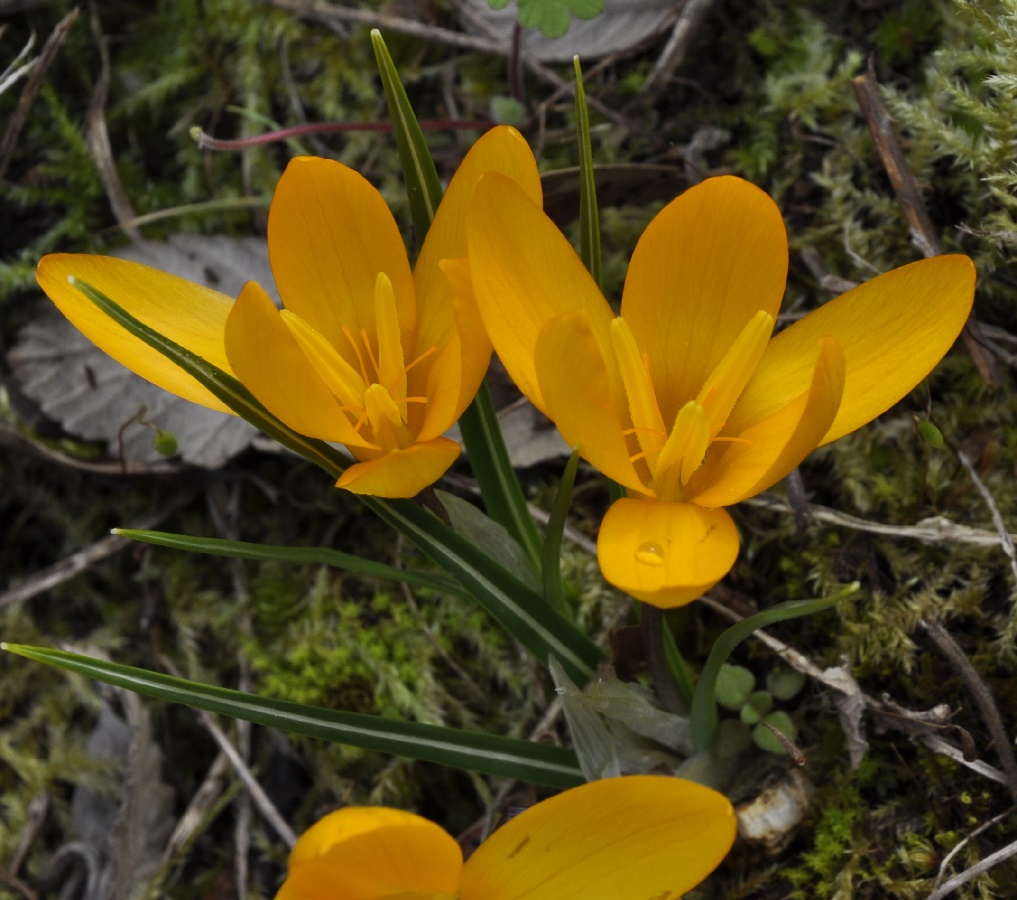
[573,56,602,289]
[2,644,584,788]
[113,529,465,597]
[690,584,859,751]
[456,382,545,573]
[365,497,603,684]
[371,30,444,242]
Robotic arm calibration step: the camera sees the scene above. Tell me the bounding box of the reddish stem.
[191,119,491,151]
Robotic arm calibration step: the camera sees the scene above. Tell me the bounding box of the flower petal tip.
[597,499,740,608]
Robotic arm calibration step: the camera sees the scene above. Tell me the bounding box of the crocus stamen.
[610,318,667,472]
[363,383,413,449]
[399,344,439,381]
[360,326,382,383]
[342,325,371,385]
[282,311,366,409]
[374,272,407,406]
[695,310,774,435]
[654,400,711,498]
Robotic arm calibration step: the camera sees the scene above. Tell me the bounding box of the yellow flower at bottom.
[276,775,735,900]
[36,126,541,498]
[465,169,976,607]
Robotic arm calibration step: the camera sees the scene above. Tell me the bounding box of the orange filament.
[342,326,370,384]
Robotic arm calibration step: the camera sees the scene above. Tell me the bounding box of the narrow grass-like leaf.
[690,584,860,751]
[457,383,544,573]
[70,279,351,479]
[363,496,603,685]
[71,280,598,683]
[371,30,443,242]
[573,56,601,289]
[662,620,696,710]
[113,529,464,597]
[1,644,584,788]
[542,448,581,620]
[372,31,542,571]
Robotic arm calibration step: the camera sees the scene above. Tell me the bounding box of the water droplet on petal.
[635,541,665,567]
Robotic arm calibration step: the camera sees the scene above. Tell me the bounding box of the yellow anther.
[654,400,710,498]
[374,272,407,407]
[695,310,774,435]
[610,318,667,473]
[363,383,413,450]
[283,311,366,409]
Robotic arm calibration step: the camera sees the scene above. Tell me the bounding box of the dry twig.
[931,805,1016,896]
[697,595,1008,786]
[927,833,1017,900]
[921,619,1017,802]
[162,753,232,864]
[158,653,298,849]
[86,4,140,240]
[0,7,79,182]
[638,0,718,100]
[852,66,1001,387]
[745,492,1017,549]
[952,448,1017,586]
[0,489,200,611]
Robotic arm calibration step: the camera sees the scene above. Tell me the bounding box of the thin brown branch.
[745,492,1017,549]
[87,3,139,240]
[852,66,1001,387]
[927,831,1017,900]
[931,805,1016,895]
[158,653,298,848]
[953,448,1017,586]
[697,594,1007,785]
[0,419,187,476]
[921,619,1017,802]
[0,7,79,182]
[0,488,201,611]
[638,0,718,100]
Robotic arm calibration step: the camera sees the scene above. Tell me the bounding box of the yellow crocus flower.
[36,126,541,498]
[465,170,975,607]
[275,775,735,899]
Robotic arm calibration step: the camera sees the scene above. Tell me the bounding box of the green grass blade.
[371,30,443,242]
[70,278,351,479]
[371,31,541,573]
[113,529,465,597]
[2,644,584,788]
[573,57,601,288]
[662,621,696,710]
[71,280,598,683]
[542,448,581,620]
[457,382,544,573]
[364,496,603,684]
[689,583,860,751]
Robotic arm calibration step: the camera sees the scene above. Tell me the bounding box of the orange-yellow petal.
[224,282,374,448]
[729,254,975,444]
[413,126,542,357]
[688,336,846,507]
[417,335,465,442]
[535,311,651,496]
[415,256,493,442]
[277,807,461,900]
[336,437,461,497]
[620,176,788,426]
[459,775,735,900]
[468,173,617,414]
[268,157,416,354]
[36,254,235,412]
[596,499,740,608]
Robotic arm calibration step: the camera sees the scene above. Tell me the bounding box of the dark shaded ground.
[3,1,1017,897]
